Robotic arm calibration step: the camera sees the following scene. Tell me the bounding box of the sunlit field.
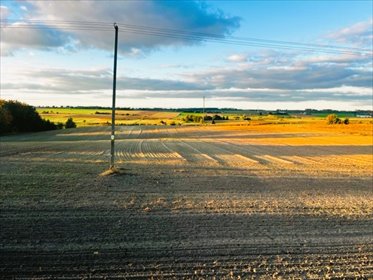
[37,107,181,126]
[38,107,373,128]
[1,120,372,278]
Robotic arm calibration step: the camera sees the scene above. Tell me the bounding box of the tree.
[0,101,13,134]
[65,117,77,128]
[0,99,59,134]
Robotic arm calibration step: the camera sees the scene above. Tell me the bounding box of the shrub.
[182,114,203,123]
[343,118,349,125]
[65,117,77,128]
[326,114,341,125]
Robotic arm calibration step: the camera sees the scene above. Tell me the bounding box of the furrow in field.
[142,140,157,160]
[15,142,106,163]
[201,141,264,168]
[282,155,320,165]
[218,140,283,166]
[126,127,143,139]
[163,141,220,166]
[124,126,136,138]
[159,140,186,161]
[181,141,222,166]
[233,153,260,164]
[126,140,139,160]
[256,155,295,165]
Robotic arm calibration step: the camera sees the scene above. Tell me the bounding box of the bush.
[0,99,59,134]
[343,118,349,125]
[326,114,341,125]
[182,114,203,123]
[65,117,77,128]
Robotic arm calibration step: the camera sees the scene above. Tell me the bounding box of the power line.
[4,18,369,52]
[1,19,371,55]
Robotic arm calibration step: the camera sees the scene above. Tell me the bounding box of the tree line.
[0,100,76,135]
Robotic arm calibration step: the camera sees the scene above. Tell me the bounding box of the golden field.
[37,107,180,126]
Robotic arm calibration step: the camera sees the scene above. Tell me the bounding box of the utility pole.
[203,96,205,115]
[110,23,118,170]
[202,96,205,123]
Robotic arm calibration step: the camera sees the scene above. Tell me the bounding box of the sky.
[0,0,372,110]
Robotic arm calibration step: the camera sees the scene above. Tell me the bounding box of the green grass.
[307,113,356,118]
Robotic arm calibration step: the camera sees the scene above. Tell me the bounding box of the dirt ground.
[0,125,372,278]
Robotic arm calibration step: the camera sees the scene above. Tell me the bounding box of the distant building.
[356,114,372,118]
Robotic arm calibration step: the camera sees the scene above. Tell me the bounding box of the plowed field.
[1,125,372,278]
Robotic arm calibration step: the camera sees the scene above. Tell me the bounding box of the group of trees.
[182,114,204,123]
[326,114,349,125]
[181,114,229,123]
[0,100,76,134]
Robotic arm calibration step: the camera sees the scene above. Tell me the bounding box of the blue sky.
[1,0,372,110]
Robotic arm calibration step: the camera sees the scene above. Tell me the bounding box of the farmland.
[37,107,181,126]
[0,121,372,278]
[37,107,370,127]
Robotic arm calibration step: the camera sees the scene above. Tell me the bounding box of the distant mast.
[203,96,206,113]
[203,96,205,123]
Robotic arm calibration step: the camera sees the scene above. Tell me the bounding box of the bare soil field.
[0,124,372,278]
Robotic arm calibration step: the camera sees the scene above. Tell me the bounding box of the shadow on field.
[0,126,326,142]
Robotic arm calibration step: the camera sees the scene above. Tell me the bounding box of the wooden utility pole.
[203,96,205,115]
[202,96,205,123]
[110,23,118,169]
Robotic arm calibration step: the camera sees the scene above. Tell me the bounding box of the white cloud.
[326,18,373,47]
[1,22,71,56]
[1,1,240,55]
[300,85,371,95]
[0,5,9,19]
[1,64,371,106]
[226,54,247,63]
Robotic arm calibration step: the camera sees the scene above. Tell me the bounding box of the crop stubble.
[0,124,372,278]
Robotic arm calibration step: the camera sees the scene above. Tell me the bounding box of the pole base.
[99,167,120,176]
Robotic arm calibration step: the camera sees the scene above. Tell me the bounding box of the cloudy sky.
[1,0,372,110]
